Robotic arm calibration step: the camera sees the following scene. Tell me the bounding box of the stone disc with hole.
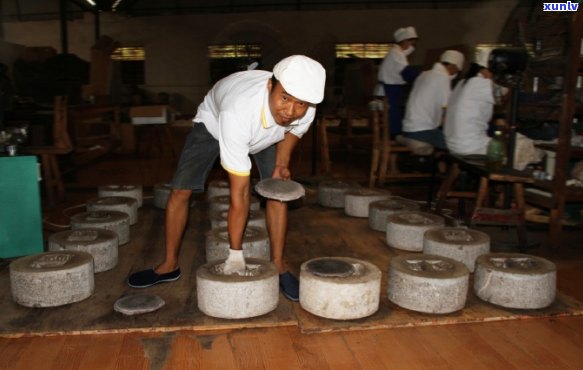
[205,226,270,262]
[207,179,230,199]
[344,189,391,218]
[388,254,469,314]
[70,211,130,245]
[48,228,118,272]
[113,294,165,315]
[98,185,143,207]
[10,251,95,307]
[300,257,382,320]
[208,195,260,213]
[368,197,421,232]
[254,178,305,202]
[385,211,445,251]
[423,227,490,272]
[210,209,266,230]
[197,258,279,319]
[86,196,138,225]
[474,253,556,309]
[317,180,361,208]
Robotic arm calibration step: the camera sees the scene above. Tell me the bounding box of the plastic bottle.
[486,130,505,170]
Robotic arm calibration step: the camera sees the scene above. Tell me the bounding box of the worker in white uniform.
[128,55,326,302]
[377,26,419,136]
[401,50,465,149]
[444,48,502,155]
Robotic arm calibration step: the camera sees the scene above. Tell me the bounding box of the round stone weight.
[300,257,382,320]
[48,228,119,272]
[205,226,270,262]
[254,178,305,202]
[207,179,230,199]
[10,251,95,307]
[70,211,131,245]
[210,209,266,230]
[387,254,470,314]
[386,211,444,251]
[423,227,490,272]
[208,195,260,213]
[344,188,391,218]
[98,185,143,207]
[87,196,138,225]
[368,197,420,232]
[114,294,165,315]
[197,258,279,319]
[474,253,556,309]
[317,180,361,208]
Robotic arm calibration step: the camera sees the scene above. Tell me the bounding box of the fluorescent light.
[85,0,96,6]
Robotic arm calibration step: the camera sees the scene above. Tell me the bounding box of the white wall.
[2,0,519,112]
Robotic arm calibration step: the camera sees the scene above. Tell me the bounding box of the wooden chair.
[26,96,72,206]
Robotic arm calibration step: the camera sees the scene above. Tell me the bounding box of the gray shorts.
[170,122,276,192]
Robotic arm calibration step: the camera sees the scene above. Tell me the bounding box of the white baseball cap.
[440,50,465,71]
[475,47,493,68]
[394,27,418,43]
[272,55,326,104]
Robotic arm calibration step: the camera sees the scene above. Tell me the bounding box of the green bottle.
[486,130,505,170]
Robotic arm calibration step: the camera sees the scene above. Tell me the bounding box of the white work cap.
[272,55,326,104]
[440,50,465,71]
[475,47,493,68]
[394,27,418,43]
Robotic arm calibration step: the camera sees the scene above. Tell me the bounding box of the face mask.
[403,46,415,56]
[450,73,458,80]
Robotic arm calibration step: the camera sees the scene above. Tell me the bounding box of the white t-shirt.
[444,74,494,155]
[194,70,315,176]
[402,63,451,132]
[377,46,408,85]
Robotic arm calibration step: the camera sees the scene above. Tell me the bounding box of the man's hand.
[272,164,291,180]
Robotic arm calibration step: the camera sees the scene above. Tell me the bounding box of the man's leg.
[266,199,288,272]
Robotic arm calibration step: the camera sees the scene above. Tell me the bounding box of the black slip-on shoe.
[279,271,300,302]
[128,268,181,288]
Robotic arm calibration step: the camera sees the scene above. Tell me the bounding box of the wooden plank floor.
[2,149,583,369]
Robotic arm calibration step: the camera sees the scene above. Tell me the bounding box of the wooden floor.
[3,141,583,370]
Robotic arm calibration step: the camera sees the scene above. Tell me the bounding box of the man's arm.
[227,173,250,250]
[273,132,300,179]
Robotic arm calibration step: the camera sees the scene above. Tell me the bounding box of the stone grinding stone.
[70,211,131,245]
[368,197,421,232]
[113,294,166,315]
[208,195,260,213]
[385,211,445,251]
[423,227,490,272]
[207,180,230,199]
[344,188,391,218]
[205,226,270,262]
[210,209,266,230]
[387,254,470,314]
[317,180,361,208]
[10,251,95,308]
[98,185,143,207]
[197,258,279,319]
[254,178,305,202]
[48,228,119,273]
[474,253,556,309]
[300,257,382,320]
[86,196,139,225]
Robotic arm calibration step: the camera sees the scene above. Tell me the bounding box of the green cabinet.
[0,156,44,258]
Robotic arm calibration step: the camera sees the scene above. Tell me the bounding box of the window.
[208,44,262,83]
[111,46,145,85]
[474,43,535,60]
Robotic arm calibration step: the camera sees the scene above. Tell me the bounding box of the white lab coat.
[377,46,408,85]
[444,74,494,155]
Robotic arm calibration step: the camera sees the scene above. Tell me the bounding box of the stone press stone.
[317,180,361,209]
[385,211,444,251]
[300,257,382,320]
[98,184,143,207]
[209,209,266,230]
[48,228,119,273]
[10,251,95,307]
[70,211,131,245]
[423,227,490,272]
[197,258,279,319]
[387,254,470,314]
[205,226,270,263]
[344,188,391,218]
[208,195,261,213]
[368,197,420,232]
[86,196,139,225]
